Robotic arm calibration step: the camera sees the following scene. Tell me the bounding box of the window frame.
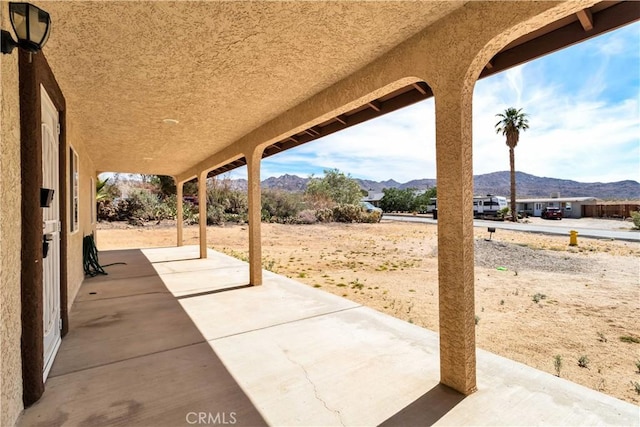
[69,146,79,233]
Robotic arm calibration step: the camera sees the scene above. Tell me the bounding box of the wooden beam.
[368,100,381,112]
[335,115,347,125]
[576,8,594,31]
[412,83,427,95]
[308,126,321,136]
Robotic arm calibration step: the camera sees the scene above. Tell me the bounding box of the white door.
[41,86,61,380]
[534,203,543,217]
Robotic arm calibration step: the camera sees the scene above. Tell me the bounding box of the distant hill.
[473,171,640,200]
[226,171,639,200]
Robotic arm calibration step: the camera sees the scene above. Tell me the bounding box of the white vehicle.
[473,195,507,218]
[418,198,438,214]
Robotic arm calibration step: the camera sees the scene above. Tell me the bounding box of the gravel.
[474,238,595,274]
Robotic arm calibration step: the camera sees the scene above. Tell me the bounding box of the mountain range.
[227,171,639,200]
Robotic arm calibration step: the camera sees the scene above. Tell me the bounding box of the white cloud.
[262,100,437,182]
[473,58,640,183]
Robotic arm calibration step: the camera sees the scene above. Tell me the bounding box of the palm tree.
[495,107,529,222]
[96,177,110,202]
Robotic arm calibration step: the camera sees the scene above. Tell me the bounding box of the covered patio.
[3,2,639,425]
[18,246,637,426]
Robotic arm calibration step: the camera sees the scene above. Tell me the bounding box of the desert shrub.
[296,209,317,224]
[498,207,510,218]
[226,191,247,216]
[183,208,198,225]
[156,194,198,224]
[631,211,640,229]
[97,199,119,221]
[155,195,176,219]
[204,177,249,224]
[223,212,247,223]
[332,204,364,223]
[206,178,247,215]
[120,189,161,222]
[532,293,547,303]
[261,190,304,222]
[207,205,225,225]
[578,355,589,368]
[361,210,382,223]
[315,208,334,223]
[305,193,335,211]
[554,355,563,377]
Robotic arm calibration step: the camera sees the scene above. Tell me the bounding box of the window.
[69,147,79,232]
[565,202,572,211]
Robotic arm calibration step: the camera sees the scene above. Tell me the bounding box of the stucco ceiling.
[36,1,466,176]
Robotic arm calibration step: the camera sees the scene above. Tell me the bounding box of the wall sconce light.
[1,2,51,55]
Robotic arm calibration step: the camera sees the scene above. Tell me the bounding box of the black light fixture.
[1,2,51,55]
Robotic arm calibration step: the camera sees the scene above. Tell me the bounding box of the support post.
[198,171,207,259]
[176,178,183,247]
[433,80,477,395]
[246,149,263,285]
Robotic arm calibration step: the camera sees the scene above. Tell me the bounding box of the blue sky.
[229,22,640,184]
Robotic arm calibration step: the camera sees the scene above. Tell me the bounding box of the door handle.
[43,234,53,258]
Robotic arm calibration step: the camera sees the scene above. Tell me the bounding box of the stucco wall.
[65,121,96,308]
[1,3,25,425]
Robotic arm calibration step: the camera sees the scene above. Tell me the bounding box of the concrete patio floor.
[19,246,639,426]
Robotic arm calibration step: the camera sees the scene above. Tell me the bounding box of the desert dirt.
[96,219,640,404]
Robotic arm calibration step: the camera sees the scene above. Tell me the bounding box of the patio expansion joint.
[209,304,362,342]
[47,340,207,379]
[149,257,201,264]
[176,284,253,300]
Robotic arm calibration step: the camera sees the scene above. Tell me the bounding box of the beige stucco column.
[198,171,207,259]
[245,148,263,285]
[432,75,476,395]
[176,178,184,247]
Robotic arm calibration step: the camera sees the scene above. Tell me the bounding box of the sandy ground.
[96,220,640,404]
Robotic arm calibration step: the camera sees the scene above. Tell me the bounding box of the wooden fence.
[582,204,640,218]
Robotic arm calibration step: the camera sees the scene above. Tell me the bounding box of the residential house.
[515,196,599,218]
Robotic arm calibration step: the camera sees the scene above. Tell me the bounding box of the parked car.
[360,201,383,219]
[541,206,563,220]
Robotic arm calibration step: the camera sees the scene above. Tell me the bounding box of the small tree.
[631,211,640,230]
[151,175,177,199]
[413,187,436,212]
[305,169,362,206]
[379,188,416,212]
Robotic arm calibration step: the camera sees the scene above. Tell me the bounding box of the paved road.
[384,214,640,242]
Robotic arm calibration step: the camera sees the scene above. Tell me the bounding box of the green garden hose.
[83,234,125,277]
